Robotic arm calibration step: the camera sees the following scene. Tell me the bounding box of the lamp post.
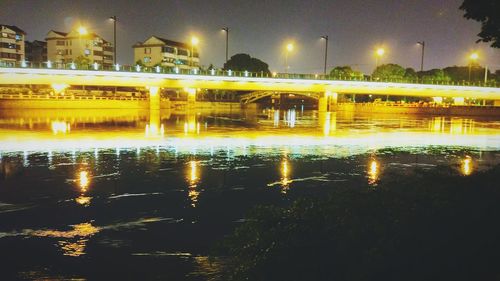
[109,16,117,65]
[191,36,199,68]
[222,27,229,64]
[375,48,385,68]
[321,35,329,75]
[285,43,294,73]
[468,52,478,82]
[417,41,425,72]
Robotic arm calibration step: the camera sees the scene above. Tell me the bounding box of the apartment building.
[133,36,199,70]
[45,29,114,68]
[0,24,26,63]
[25,40,47,64]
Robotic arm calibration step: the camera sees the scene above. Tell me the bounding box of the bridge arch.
[239,91,321,104]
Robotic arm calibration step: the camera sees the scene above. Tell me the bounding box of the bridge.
[0,65,499,110]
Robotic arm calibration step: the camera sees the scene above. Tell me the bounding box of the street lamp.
[285,43,294,73]
[191,36,199,68]
[222,27,229,64]
[417,41,425,72]
[468,52,478,82]
[78,26,88,35]
[321,35,329,75]
[109,16,117,65]
[374,47,385,69]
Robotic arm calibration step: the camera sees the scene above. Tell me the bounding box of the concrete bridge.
[0,67,499,110]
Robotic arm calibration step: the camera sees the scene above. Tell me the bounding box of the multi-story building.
[0,24,25,63]
[25,40,47,64]
[133,36,199,70]
[45,29,114,68]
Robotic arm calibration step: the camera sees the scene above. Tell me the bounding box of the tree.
[223,54,270,74]
[329,66,363,79]
[419,69,452,82]
[460,0,500,48]
[404,68,417,80]
[73,55,91,68]
[372,64,406,80]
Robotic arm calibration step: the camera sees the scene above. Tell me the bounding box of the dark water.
[0,108,499,280]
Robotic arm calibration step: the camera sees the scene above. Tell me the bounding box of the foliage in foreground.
[216,165,500,281]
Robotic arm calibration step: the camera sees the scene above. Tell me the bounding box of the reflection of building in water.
[284,109,296,128]
[367,159,379,186]
[145,110,164,138]
[461,156,473,176]
[429,117,475,135]
[273,109,280,127]
[319,112,337,136]
[76,170,92,206]
[51,121,70,134]
[184,112,200,135]
[187,160,200,207]
[280,159,292,193]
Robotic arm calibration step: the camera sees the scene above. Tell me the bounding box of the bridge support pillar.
[318,91,338,112]
[149,86,160,111]
[186,88,197,109]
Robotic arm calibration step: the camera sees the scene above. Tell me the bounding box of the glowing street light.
[78,26,88,35]
[285,42,294,73]
[468,52,479,82]
[190,36,199,68]
[375,47,385,69]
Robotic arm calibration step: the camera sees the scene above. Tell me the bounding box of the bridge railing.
[0,60,498,88]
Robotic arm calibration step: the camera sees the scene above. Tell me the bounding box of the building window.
[15,34,22,41]
[56,40,65,46]
[144,57,151,63]
[177,49,188,56]
[84,49,91,55]
[144,48,151,54]
[1,33,7,38]
[162,46,175,53]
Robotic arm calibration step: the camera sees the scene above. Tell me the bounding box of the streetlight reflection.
[368,159,380,186]
[461,156,473,176]
[280,159,292,193]
[76,170,91,206]
[187,160,200,207]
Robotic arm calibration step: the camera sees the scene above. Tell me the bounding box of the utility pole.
[321,36,329,75]
[222,27,229,64]
[109,16,117,65]
[417,41,425,72]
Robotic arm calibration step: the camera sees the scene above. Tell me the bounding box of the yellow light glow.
[51,83,69,94]
[79,170,90,192]
[461,156,473,176]
[187,160,200,207]
[280,159,291,193]
[191,36,199,46]
[368,159,379,185]
[469,52,479,61]
[51,121,70,134]
[76,196,91,206]
[376,48,385,57]
[184,87,197,96]
[78,26,88,35]
[286,43,294,52]
[433,97,443,104]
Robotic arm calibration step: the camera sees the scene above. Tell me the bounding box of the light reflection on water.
[0,109,499,279]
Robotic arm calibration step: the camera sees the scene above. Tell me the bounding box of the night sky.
[1,0,499,73]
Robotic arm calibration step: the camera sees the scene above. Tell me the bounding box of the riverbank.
[333,102,500,116]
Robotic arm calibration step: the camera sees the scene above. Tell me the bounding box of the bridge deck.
[0,67,499,100]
